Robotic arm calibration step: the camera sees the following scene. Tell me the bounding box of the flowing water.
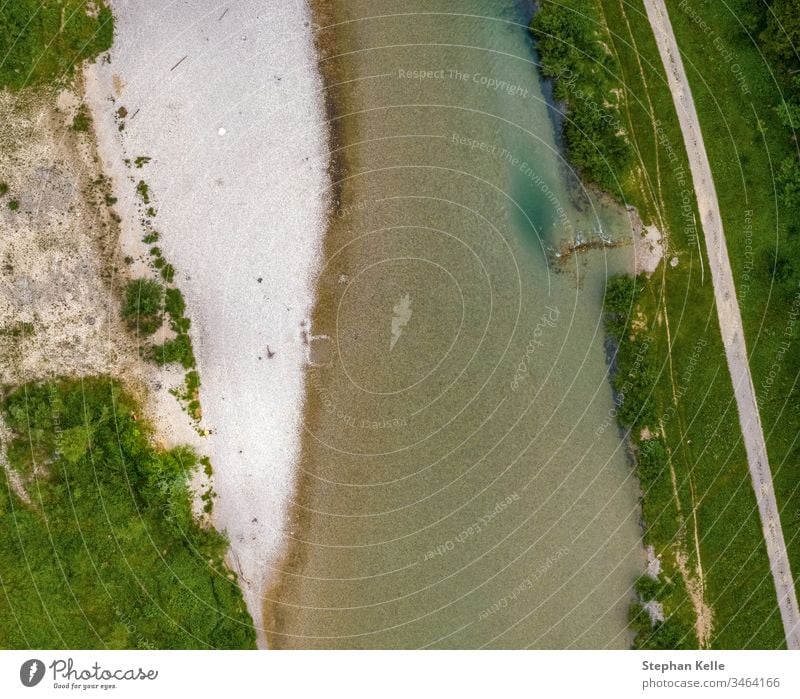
[265,0,644,648]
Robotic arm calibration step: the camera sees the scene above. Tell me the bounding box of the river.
[264,0,644,648]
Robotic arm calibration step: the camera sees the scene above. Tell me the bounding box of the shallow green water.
[267,0,643,648]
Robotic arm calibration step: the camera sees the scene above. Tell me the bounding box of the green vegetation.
[143,230,160,244]
[165,288,190,333]
[603,275,696,647]
[609,0,794,648]
[7,199,19,211]
[160,263,175,283]
[659,0,800,644]
[0,1,113,91]
[136,180,150,204]
[603,276,656,431]
[533,0,791,647]
[0,378,255,648]
[150,333,195,369]
[629,603,692,650]
[122,278,163,335]
[134,156,151,168]
[0,181,8,196]
[531,0,633,193]
[71,104,91,132]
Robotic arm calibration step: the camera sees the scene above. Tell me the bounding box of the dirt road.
[644,0,800,648]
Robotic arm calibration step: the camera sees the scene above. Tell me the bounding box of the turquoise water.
[266,0,644,648]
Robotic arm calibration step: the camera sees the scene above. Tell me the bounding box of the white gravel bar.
[86,0,330,646]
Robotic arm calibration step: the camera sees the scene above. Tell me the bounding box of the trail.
[643,0,800,648]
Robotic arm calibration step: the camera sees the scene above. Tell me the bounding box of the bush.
[629,604,694,649]
[165,287,186,318]
[604,274,644,337]
[165,288,190,332]
[136,180,150,204]
[0,378,255,648]
[531,0,633,192]
[637,438,668,485]
[634,574,661,601]
[160,263,175,283]
[122,278,163,334]
[150,333,195,368]
[71,106,91,132]
[603,275,656,430]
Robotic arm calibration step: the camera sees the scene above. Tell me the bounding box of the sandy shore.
[85,0,330,646]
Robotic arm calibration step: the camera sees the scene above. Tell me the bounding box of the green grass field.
[0,379,255,648]
[0,1,113,90]
[536,0,792,647]
[599,0,799,648]
[660,0,800,643]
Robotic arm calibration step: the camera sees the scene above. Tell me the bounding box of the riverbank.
[84,0,331,646]
[532,0,790,647]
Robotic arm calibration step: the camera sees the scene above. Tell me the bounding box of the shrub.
[136,180,150,204]
[0,378,255,648]
[160,263,175,283]
[71,106,91,132]
[531,0,633,192]
[122,278,163,334]
[637,438,668,485]
[634,574,662,601]
[150,333,195,368]
[165,287,186,319]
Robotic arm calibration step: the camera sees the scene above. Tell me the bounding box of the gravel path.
[644,0,800,648]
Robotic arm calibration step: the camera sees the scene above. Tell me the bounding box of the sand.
[84,1,330,646]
